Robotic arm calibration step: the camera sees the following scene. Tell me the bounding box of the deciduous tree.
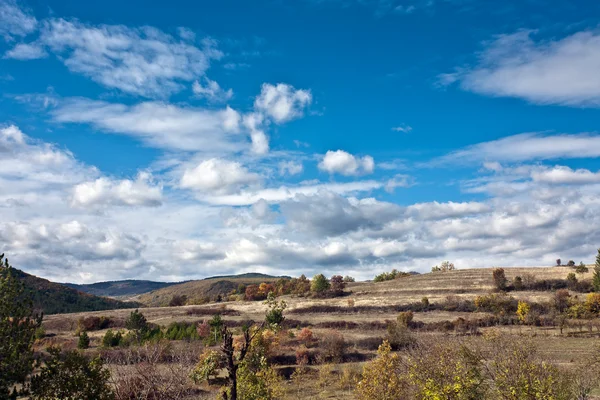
[355,341,407,400]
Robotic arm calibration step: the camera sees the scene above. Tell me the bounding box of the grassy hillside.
[10,268,140,315]
[42,265,600,399]
[136,273,288,307]
[66,279,182,299]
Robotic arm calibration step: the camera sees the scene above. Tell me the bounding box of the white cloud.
[436,132,600,164]
[72,172,163,208]
[450,30,600,107]
[242,112,269,155]
[384,174,411,192]
[531,166,600,185]
[4,42,46,59]
[278,160,303,176]
[180,158,260,194]
[0,0,37,41]
[407,201,491,220]
[254,83,312,123]
[319,150,375,176]
[35,18,222,98]
[52,98,243,153]
[202,180,383,205]
[192,77,233,102]
[392,124,412,133]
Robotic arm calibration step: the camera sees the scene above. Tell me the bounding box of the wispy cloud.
[392,124,412,133]
[52,98,244,153]
[25,19,223,98]
[4,42,46,59]
[192,77,233,102]
[443,29,600,107]
[0,0,37,41]
[433,132,600,165]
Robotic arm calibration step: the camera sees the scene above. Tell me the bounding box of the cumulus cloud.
[319,150,375,176]
[4,42,46,59]
[281,192,402,236]
[447,29,600,107]
[72,172,163,208]
[0,0,37,41]
[52,98,243,153]
[435,132,600,164]
[180,158,260,194]
[192,77,233,102]
[28,19,222,98]
[254,83,312,123]
[530,166,600,185]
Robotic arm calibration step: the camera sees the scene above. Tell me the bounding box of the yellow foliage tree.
[516,300,530,324]
[408,343,485,400]
[355,340,407,400]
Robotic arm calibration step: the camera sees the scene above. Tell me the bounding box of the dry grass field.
[41,266,600,399]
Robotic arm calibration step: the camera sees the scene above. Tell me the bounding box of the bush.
[374,269,411,282]
[190,349,225,384]
[29,346,113,400]
[297,327,314,345]
[77,316,112,332]
[474,293,517,314]
[78,331,90,349]
[343,276,355,283]
[169,294,187,307]
[319,331,346,362]
[102,329,123,348]
[164,321,199,340]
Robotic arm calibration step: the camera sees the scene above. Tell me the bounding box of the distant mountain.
[66,280,182,299]
[10,268,140,315]
[137,273,290,307]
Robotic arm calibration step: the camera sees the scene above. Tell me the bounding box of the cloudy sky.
[1,0,600,283]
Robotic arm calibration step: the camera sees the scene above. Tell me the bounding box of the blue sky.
[1,0,600,283]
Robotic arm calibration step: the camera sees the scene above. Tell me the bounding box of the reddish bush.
[297,327,314,344]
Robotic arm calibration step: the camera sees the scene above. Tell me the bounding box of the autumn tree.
[330,275,346,295]
[0,254,43,399]
[218,296,287,400]
[516,300,531,324]
[485,336,571,400]
[492,268,508,291]
[408,341,486,400]
[355,341,408,400]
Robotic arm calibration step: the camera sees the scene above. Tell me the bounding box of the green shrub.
[29,347,113,400]
[101,329,122,348]
[77,331,90,349]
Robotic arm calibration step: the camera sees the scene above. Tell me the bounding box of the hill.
[42,265,600,400]
[66,280,182,299]
[10,268,140,315]
[136,273,289,307]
